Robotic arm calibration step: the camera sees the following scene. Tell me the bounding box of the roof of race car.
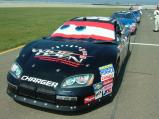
[72,16,114,22]
[51,16,116,41]
[114,11,131,15]
[115,11,127,13]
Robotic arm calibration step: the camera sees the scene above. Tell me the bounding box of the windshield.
[51,21,115,43]
[125,13,133,19]
[133,11,139,15]
[51,37,116,44]
[113,13,125,18]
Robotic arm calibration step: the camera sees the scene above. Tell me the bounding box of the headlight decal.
[61,74,94,88]
[64,78,76,86]
[10,62,23,79]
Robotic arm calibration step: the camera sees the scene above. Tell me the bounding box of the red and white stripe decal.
[51,21,115,41]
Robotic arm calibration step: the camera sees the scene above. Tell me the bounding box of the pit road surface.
[1,11,159,119]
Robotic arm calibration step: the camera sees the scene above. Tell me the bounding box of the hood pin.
[86,64,90,67]
[31,64,36,68]
[22,54,25,57]
[56,69,61,72]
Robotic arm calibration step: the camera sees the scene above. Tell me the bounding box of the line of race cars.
[112,10,142,34]
[7,9,142,112]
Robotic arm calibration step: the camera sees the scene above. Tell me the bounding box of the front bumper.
[7,71,113,112]
[7,89,88,111]
[7,82,100,112]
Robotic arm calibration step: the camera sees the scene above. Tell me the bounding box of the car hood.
[17,39,118,85]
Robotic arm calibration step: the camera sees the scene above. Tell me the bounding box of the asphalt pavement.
[1,10,159,119]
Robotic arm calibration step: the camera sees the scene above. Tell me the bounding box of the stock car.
[118,18,137,34]
[112,11,138,34]
[131,10,142,23]
[7,16,131,111]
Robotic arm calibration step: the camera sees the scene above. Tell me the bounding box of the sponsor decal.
[95,89,103,100]
[56,96,77,101]
[93,82,103,100]
[21,75,58,88]
[32,45,91,67]
[102,83,113,96]
[93,82,103,90]
[51,21,115,41]
[102,78,113,86]
[99,64,114,82]
[101,75,114,82]
[84,95,95,104]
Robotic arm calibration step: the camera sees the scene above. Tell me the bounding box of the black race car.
[7,16,130,111]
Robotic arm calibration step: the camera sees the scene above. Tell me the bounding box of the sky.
[0,0,158,5]
[49,0,159,4]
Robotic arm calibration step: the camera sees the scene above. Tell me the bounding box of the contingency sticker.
[102,78,113,86]
[99,64,114,82]
[102,83,113,96]
[84,95,95,104]
[93,82,103,100]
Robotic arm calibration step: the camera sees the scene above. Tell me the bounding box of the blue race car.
[112,11,137,34]
[112,11,137,23]
[118,18,137,34]
[131,10,142,23]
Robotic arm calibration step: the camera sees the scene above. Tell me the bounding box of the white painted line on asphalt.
[130,42,159,47]
[0,45,24,55]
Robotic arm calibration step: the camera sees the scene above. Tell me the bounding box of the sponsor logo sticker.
[95,89,103,100]
[102,78,113,86]
[93,82,103,90]
[56,96,77,101]
[102,83,113,96]
[99,64,114,82]
[93,82,103,100]
[84,95,95,104]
